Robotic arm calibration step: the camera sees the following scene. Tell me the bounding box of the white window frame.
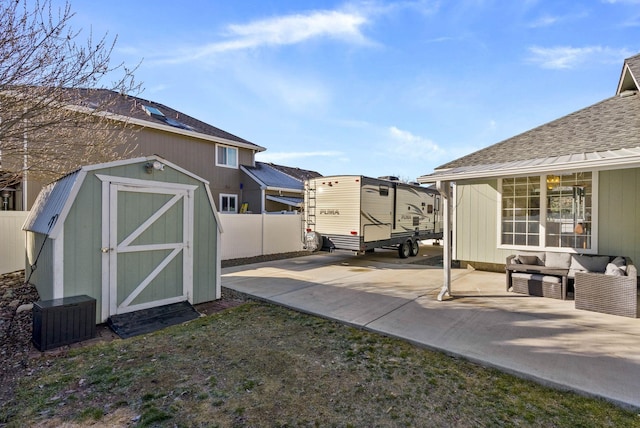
[216,144,238,169]
[219,193,238,213]
[497,171,598,253]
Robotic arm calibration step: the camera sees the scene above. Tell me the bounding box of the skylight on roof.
[164,117,193,130]
[143,105,165,117]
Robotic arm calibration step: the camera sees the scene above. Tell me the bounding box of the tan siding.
[239,170,263,213]
[21,124,256,210]
[123,127,255,209]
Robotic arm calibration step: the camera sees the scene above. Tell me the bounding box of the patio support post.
[436,180,452,301]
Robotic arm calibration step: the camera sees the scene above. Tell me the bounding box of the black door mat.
[108,301,201,339]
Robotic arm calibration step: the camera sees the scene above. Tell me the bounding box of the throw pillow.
[570,254,610,273]
[611,256,627,270]
[605,263,626,276]
[545,252,571,269]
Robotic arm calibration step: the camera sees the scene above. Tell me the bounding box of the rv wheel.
[398,240,411,258]
[409,239,420,257]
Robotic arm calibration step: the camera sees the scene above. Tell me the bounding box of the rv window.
[427,204,433,214]
[379,185,389,196]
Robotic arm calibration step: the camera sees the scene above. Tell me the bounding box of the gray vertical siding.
[455,168,640,266]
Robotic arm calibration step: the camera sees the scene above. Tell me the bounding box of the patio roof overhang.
[418,146,640,302]
[418,146,640,184]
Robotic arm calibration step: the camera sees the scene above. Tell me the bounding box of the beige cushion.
[544,252,571,269]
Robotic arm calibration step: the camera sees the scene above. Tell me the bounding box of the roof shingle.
[67,88,263,150]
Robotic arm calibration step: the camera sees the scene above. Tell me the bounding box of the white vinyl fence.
[0,212,304,274]
[0,211,29,274]
[219,213,304,260]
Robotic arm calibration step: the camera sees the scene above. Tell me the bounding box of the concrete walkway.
[221,248,640,410]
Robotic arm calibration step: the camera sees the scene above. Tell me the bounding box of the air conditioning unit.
[32,295,96,351]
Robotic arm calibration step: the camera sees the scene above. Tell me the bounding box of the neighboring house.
[418,53,640,275]
[2,88,266,212]
[240,161,322,213]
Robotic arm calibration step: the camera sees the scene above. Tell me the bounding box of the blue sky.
[62,0,639,181]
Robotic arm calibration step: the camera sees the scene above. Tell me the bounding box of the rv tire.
[398,240,411,258]
[409,239,419,257]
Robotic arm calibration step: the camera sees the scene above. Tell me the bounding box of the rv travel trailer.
[303,175,443,258]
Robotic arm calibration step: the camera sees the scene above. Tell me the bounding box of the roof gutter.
[418,155,640,184]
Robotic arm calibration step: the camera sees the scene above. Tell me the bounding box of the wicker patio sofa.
[574,257,637,318]
[506,252,570,300]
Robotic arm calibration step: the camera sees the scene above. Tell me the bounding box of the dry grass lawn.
[2,302,639,427]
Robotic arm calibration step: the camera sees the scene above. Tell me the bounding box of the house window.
[500,172,593,250]
[220,194,237,213]
[545,172,592,249]
[216,145,238,168]
[501,176,540,246]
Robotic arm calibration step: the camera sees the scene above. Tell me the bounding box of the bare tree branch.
[0,0,142,189]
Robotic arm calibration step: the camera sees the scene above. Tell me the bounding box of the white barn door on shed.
[98,175,196,320]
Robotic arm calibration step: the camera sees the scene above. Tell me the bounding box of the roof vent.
[619,90,637,98]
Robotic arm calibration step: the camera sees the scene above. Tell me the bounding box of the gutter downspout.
[436,180,451,301]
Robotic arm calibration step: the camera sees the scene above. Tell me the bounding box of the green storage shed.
[23,155,221,324]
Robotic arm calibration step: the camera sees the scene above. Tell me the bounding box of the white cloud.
[157,9,371,64]
[528,15,559,28]
[527,11,588,29]
[602,0,640,3]
[225,10,369,47]
[224,61,331,113]
[147,84,168,94]
[526,46,631,69]
[621,15,640,27]
[387,126,443,159]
